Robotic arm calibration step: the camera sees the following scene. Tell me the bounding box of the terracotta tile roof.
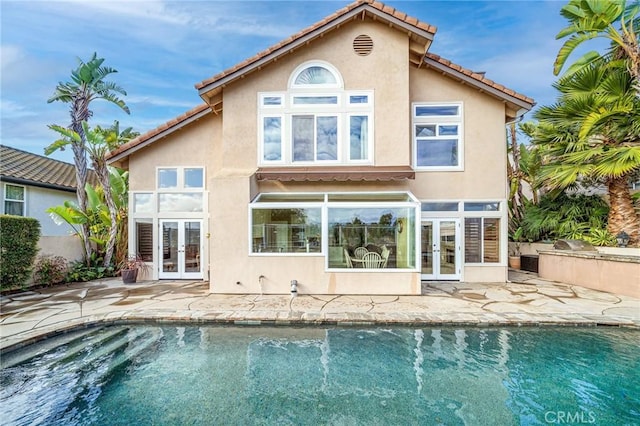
[106,103,212,162]
[108,1,533,162]
[255,166,415,182]
[0,145,97,192]
[423,53,535,107]
[195,0,437,93]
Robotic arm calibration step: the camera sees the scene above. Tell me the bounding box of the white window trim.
[412,101,464,172]
[249,192,421,273]
[420,199,508,266]
[156,166,206,192]
[259,114,285,164]
[248,202,325,257]
[288,60,344,89]
[3,183,26,216]
[258,61,374,167]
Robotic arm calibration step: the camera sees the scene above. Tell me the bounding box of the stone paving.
[1,270,638,351]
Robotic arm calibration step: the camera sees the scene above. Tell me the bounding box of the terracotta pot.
[121,268,138,284]
[508,256,521,270]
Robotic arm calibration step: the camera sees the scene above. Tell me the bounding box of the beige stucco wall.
[128,114,219,190]
[207,19,421,294]
[126,17,513,292]
[539,251,640,298]
[37,235,84,262]
[408,68,508,200]
[220,20,410,171]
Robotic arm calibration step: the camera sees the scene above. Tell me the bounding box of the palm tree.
[48,122,125,267]
[47,53,129,263]
[554,0,640,90]
[531,61,640,244]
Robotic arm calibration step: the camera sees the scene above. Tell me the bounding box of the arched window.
[259,61,372,165]
[289,62,343,89]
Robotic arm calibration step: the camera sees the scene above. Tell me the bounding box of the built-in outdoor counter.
[538,246,640,298]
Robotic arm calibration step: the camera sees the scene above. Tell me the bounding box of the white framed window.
[249,192,420,272]
[421,200,506,266]
[156,167,205,213]
[289,62,342,89]
[464,217,501,263]
[258,61,373,166]
[4,183,25,216]
[413,102,463,171]
[157,167,204,190]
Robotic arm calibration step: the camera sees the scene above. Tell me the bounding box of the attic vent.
[353,34,373,56]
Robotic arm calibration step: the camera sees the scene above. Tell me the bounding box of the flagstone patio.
[1,270,638,351]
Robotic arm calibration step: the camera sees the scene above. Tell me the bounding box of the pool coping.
[2,274,639,353]
[2,311,638,354]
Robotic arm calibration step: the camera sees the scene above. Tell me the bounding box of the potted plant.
[120,254,149,284]
[509,227,523,269]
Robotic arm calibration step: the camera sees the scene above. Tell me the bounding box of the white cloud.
[0,99,39,119]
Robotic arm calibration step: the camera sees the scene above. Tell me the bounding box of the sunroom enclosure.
[249,192,420,271]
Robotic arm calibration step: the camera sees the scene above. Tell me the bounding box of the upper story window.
[156,167,204,213]
[292,65,339,87]
[4,183,25,216]
[259,61,373,166]
[157,167,203,190]
[413,102,463,171]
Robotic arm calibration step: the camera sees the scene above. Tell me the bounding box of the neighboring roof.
[0,145,96,193]
[255,166,415,182]
[106,103,212,163]
[196,0,437,101]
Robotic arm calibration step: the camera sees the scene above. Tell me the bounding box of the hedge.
[0,215,40,291]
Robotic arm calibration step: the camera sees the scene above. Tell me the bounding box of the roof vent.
[353,34,373,56]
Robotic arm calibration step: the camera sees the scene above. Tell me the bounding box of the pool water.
[1,325,638,425]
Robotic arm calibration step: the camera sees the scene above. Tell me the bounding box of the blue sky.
[1,0,589,163]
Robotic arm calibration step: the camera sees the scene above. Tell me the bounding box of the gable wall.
[128,113,220,191]
[219,19,411,172]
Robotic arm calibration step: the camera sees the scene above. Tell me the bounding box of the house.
[107,0,534,294]
[0,144,94,260]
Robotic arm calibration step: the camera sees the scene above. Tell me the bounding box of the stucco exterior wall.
[205,19,422,294]
[220,20,410,171]
[37,235,84,262]
[123,16,515,291]
[128,114,219,191]
[408,68,508,200]
[539,251,640,298]
[1,182,76,237]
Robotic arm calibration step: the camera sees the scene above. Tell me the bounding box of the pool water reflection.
[1,326,638,425]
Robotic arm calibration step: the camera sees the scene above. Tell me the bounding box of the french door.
[421,219,461,280]
[159,220,203,279]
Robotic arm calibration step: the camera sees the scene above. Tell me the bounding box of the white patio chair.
[380,246,391,268]
[361,251,384,268]
[354,247,368,259]
[343,248,353,268]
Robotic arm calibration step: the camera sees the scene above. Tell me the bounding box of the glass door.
[159,220,203,279]
[421,219,460,280]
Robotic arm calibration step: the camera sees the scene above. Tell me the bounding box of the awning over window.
[254,166,415,182]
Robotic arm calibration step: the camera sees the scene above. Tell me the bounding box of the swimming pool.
[1,325,638,425]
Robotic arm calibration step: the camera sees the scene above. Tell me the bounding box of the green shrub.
[65,252,114,282]
[520,193,609,242]
[33,255,68,286]
[0,215,40,290]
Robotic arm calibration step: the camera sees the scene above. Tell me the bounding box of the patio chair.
[344,248,353,268]
[354,247,368,259]
[380,245,390,268]
[361,251,384,268]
